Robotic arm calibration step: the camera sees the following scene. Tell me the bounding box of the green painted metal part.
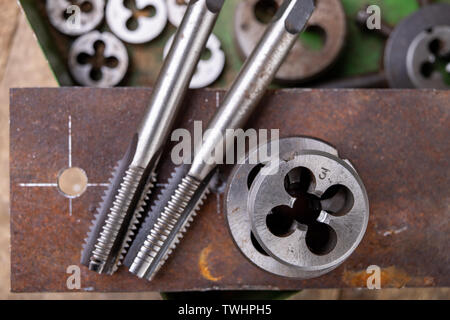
[18,0,450,88]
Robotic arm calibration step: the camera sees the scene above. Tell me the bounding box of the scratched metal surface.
[10,88,449,292]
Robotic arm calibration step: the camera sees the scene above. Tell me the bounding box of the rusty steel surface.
[10,88,449,292]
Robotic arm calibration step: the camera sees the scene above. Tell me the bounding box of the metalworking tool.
[127,0,316,280]
[81,0,225,274]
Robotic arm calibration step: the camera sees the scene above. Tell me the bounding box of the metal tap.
[81,0,225,275]
[127,0,316,280]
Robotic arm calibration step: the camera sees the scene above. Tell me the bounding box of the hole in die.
[254,0,279,24]
[264,166,350,256]
[124,0,157,31]
[305,222,337,255]
[299,25,327,51]
[266,205,297,237]
[320,184,354,216]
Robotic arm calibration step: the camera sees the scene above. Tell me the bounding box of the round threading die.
[167,0,189,27]
[225,137,348,278]
[106,0,168,44]
[406,26,450,89]
[248,150,369,272]
[384,3,450,88]
[46,0,105,36]
[233,0,346,83]
[69,31,129,87]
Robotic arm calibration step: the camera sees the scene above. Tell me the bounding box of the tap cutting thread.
[90,166,145,272]
[130,175,202,278]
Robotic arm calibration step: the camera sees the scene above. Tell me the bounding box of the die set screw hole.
[124,0,157,31]
[57,167,88,198]
[299,25,327,51]
[254,0,279,24]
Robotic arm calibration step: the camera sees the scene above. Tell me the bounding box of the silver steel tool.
[165,0,225,88]
[225,137,341,278]
[163,33,225,88]
[234,0,346,84]
[81,0,224,275]
[244,139,369,278]
[225,136,369,278]
[127,0,316,280]
[167,0,189,27]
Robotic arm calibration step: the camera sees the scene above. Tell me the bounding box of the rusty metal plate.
[10,88,449,292]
